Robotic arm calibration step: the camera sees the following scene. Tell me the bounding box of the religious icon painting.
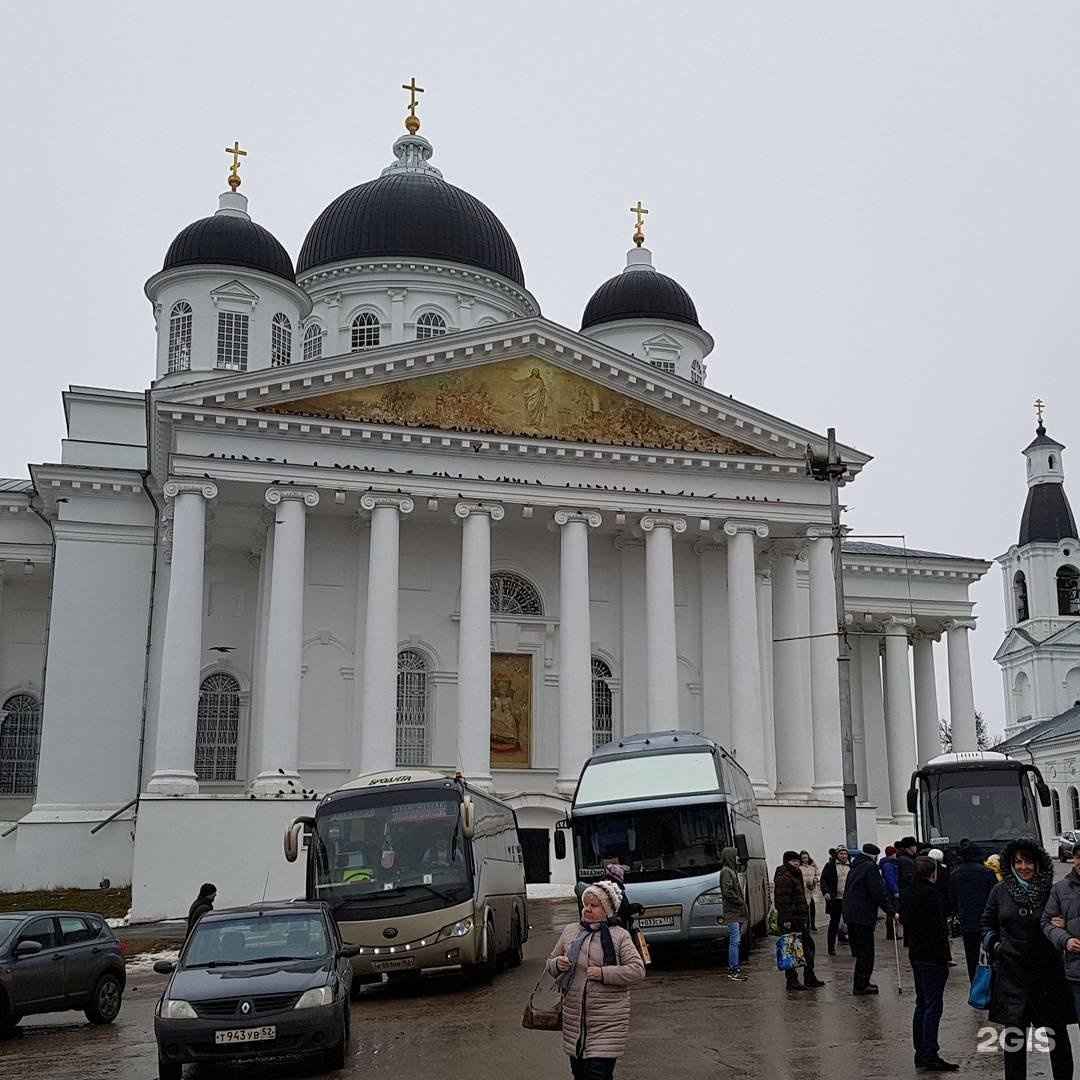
[490,653,531,768]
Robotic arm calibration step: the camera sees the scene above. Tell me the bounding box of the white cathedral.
[0,100,997,918]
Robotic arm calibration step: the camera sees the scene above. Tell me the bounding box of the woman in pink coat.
[547,880,646,1079]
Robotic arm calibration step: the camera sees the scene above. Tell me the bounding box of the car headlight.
[694,890,725,905]
[161,999,198,1019]
[294,986,334,1010]
[435,917,474,942]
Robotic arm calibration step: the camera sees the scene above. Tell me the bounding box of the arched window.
[416,312,448,340]
[0,693,42,795]
[168,301,193,373]
[690,358,706,386]
[1053,790,1063,835]
[271,313,292,367]
[302,323,323,362]
[1014,671,1033,722]
[1058,565,1080,616]
[1071,787,1080,830]
[1050,455,1056,470]
[195,673,240,781]
[1014,571,1029,623]
[490,572,543,616]
[351,312,380,351]
[396,650,428,767]
[591,658,613,750]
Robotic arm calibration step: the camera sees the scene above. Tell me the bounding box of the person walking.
[1042,841,1080,1034]
[820,845,851,956]
[881,845,902,942]
[926,849,957,967]
[843,842,894,995]
[799,851,821,932]
[950,839,997,982]
[900,856,959,1071]
[186,882,217,939]
[982,838,1076,1080]
[773,850,825,991]
[548,880,646,1080]
[720,847,749,981]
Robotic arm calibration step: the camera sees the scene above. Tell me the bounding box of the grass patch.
[0,886,131,919]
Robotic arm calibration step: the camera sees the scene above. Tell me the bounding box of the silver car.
[0,910,125,1033]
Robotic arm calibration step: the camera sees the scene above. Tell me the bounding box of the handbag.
[775,932,806,971]
[522,969,563,1031]
[968,948,993,1011]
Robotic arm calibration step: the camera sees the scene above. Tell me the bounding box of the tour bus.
[906,751,1052,866]
[284,770,528,985]
[554,731,768,958]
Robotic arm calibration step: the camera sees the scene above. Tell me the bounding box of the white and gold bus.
[284,770,528,986]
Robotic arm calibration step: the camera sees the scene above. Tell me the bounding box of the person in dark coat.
[186,882,217,939]
[981,838,1076,1080]
[949,839,997,981]
[900,856,958,1071]
[842,842,894,994]
[896,836,918,890]
[720,847,749,981]
[819,845,851,955]
[773,850,824,990]
[880,845,901,942]
[1042,841,1080,1025]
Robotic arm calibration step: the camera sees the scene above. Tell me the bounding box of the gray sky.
[2,1,1077,735]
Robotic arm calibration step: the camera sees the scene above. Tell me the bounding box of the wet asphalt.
[1,898,1076,1080]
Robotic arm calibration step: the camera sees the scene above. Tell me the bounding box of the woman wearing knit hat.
[547,880,646,1078]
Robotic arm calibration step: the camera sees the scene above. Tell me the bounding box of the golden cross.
[1035,397,1046,426]
[402,77,425,133]
[630,200,649,247]
[225,141,247,192]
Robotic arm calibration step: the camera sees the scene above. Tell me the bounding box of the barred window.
[271,312,292,367]
[490,571,543,616]
[216,311,249,370]
[649,359,676,375]
[416,312,448,339]
[0,693,42,795]
[195,673,240,781]
[168,301,193,373]
[396,650,428,767]
[591,658,613,750]
[303,323,323,362]
[351,312,380,350]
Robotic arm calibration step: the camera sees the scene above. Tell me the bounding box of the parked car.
[0,910,125,1034]
[1057,830,1080,862]
[153,902,357,1080]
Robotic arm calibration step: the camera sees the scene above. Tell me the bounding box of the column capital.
[768,541,808,562]
[943,617,977,632]
[722,519,769,538]
[756,568,773,584]
[805,525,836,540]
[164,479,218,501]
[640,514,687,534]
[614,533,645,551]
[551,508,603,529]
[884,614,917,632]
[453,500,505,522]
[911,628,942,643]
[265,486,320,508]
[692,539,725,555]
[360,492,414,515]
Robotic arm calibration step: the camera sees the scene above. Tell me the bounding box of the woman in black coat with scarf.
[981,838,1076,1080]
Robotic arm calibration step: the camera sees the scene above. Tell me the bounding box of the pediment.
[995,628,1036,662]
[210,280,259,302]
[1045,622,1080,649]
[254,356,764,455]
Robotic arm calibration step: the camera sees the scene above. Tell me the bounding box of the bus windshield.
[573,803,729,882]
[312,791,471,908]
[919,768,1038,845]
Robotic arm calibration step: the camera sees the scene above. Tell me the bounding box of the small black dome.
[163,214,295,282]
[1020,483,1078,545]
[581,269,700,330]
[298,172,524,286]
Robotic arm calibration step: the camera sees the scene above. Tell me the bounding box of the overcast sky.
[2,1,1077,736]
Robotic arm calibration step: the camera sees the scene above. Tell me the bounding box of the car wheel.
[469,920,497,985]
[505,912,524,969]
[157,1059,183,1080]
[323,1001,350,1071]
[84,972,123,1024]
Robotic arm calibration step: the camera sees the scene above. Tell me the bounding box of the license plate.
[372,956,416,972]
[637,917,675,928]
[214,1026,276,1045]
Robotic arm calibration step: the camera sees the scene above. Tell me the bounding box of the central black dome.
[297,172,524,286]
[581,269,700,330]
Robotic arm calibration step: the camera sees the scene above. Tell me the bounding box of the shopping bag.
[522,970,563,1031]
[968,951,993,1011]
[775,932,806,971]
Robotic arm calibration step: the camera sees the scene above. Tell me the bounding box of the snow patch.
[126,949,180,972]
[526,883,576,899]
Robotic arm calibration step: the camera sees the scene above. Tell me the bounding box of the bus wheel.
[470,919,497,985]
[505,912,524,969]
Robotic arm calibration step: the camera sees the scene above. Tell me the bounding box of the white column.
[857,633,892,818]
[912,632,941,765]
[388,288,407,343]
[554,509,602,792]
[252,487,319,795]
[883,616,918,820]
[616,536,647,736]
[695,542,730,749]
[806,527,842,796]
[359,494,414,773]
[640,514,687,730]
[772,547,813,795]
[848,626,868,797]
[455,501,504,786]
[724,520,769,789]
[945,619,978,753]
[148,480,217,794]
[756,569,776,795]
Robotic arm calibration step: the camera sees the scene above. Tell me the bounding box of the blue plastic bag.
[968,950,993,1010]
[775,933,805,971]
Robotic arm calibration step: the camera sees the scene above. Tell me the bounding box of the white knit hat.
[583,880,623,919]
[928,848,944,862]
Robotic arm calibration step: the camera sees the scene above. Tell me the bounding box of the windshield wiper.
[401,882,456,903]
[234,955,312,965]
[186,960,243,969]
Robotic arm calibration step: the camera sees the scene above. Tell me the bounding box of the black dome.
[163,213,295,282]
[297,172,524,286]
[1020,484,1078,545]
[582,269,700,330]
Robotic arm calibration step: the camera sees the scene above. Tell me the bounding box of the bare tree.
[939,713,994,753]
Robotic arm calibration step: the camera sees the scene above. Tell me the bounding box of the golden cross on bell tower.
[225,141,247,192]
[402,77,425,134]
[1035,397,1046,427]
[629,200,649,247]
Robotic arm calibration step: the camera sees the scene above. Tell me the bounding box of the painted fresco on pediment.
[257,357,764,455]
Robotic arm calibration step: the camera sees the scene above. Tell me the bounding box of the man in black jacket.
[897,835,918,891]
[950,839,996,981]
[842,842,894,994]
[900,856,959,1071]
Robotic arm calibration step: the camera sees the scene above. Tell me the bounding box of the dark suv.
[0,910,125,1033]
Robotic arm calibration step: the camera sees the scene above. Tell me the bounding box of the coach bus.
[284,770,527,985]
[554,731,768,959]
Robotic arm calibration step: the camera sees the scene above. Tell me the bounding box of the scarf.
[556,920,617,992]
[1003,864,1053,910]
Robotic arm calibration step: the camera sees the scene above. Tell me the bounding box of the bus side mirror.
[460,798,475,840]
[1037,780,1052,808]
[906,788,917,815]
[284,816,315,863]
[733,833,749,863]
[554,828,566,861]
